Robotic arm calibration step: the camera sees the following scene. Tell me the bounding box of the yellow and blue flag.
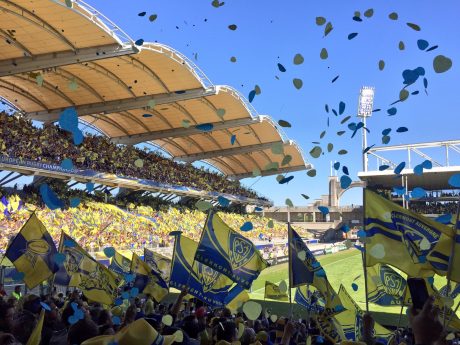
[170,233,245,308]
[108,251,131,275]
[131,253,168,302]
[288,225,343,314]
[26,309,45,345]
[367,264,407,306]
[337,285,392,343]
[315,313,346,344]
[54,233,118,305]
[264,281,288,301]
[365,190,459,282]
[295,285,326,313]
[144,248,171,281]
[195,212,268,289]
[5,213,58,289]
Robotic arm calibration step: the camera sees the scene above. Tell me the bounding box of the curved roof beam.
[0,79,48,110]
[228,165,311,180]
[119,55,170,93]
[112,116,263,145]
[176,140,284,163]
[119,110,150,132]
[0,1,77,51]
[0,28,32,56]
[26,87,217,122]
[83,61,136,97]
[210,157,237,176]
[52,68,105,103]
[84,114,129,136]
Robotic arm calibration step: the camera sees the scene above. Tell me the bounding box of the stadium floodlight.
[357,86,375,172]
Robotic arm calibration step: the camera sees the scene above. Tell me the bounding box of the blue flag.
[195,212,268,289]
[289,225,316,287]
[171,233,245,308]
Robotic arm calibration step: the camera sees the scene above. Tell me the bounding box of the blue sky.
[6,0,460,207]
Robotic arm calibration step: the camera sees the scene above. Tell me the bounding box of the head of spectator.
[215,320,237,345]
[67,318,99,345]
[11,310,37,344]
[0,301,15,333]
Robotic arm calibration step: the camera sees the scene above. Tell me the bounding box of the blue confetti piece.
[277,63,286,72]
[86,182,94,192]
[71,302,78,311]
[334,305,345,312]
[195,123,214,132]
[248,90,256,103]
[121,292,130,300]
[396,127,408,133]
[142,113,153,118]
[423,78,428,89]
[342,166,349,175]
[12,271,24,281]
[175,90,186,94]
[60,158,73,170]
[230,134,236,145]
[427,277,434,285]
[114,298,123,306]
[348,122,357,131]
[339,101,345,115]
[357,229,366,238]
[124,273,135,283]
[255,207,263,212]
[240,222,254,232]
[341,224,350,233]
[402,67,425,85]
[394,161,406,175]
[393,186,406,196]
[426,45,438,52]
[317,336,324,344]
[112,316,121,325]
[64,239,76,247]
[412,90,420,95]
[135,38,144,46]
[413,164,424,176]
[103,247,116,258]
[74,309,84,320]
[382,128,392,136]
[72,129,83,145]
[318,206,329,215]
[417,39,429,50]
[352,16,362,22]
[379,165,389,171]
[347,32,358,40]
[138,11,146,16]
[419,255,427,263]
[40,184,64,210]
[332,109,338,116]
[411,187,426,199]
[340,175,352,189]
[217,196,230,207]
[130,287,139,297]
[59,107,78,132]
[70,198,80,208]
[435,214,452,224]
[448,174,460,188]
[382,135,391,145]
[422,160,433,169]
[54,253,66,265]
[333,162,340,170]
[40,302,51,311]
[279,176,294,184]
[351,283,359,291]
[68,315,78,325]
[387,107,397,116]
[312,262,321,269]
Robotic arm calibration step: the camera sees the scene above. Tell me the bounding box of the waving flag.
[54,233,118,305]
[295,285,325,313]
[337,285,392,342]
[170,233,244,308]
[144,248,171,281]
[108,251,131,275]
[26,309,45,345]
[195,212,268,289]
[264,281,288,301]
[5,213,58,289]
[131,253,168,302]
[288,225,342,314]
[367,264,407,306]
[365,190,458,282]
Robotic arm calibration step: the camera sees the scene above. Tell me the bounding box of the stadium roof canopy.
[0,0,312,179]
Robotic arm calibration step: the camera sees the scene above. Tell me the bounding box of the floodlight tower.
[357,87,375,172]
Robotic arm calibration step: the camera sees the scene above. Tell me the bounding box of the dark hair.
[11,310,37,344]
[216,321,236,343]
[67,318,99,345]
[98,310,112,326]
[181,315,200,339]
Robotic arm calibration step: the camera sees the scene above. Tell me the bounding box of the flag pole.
[287,221,293,318]
[396,285,408,329]
[362,187,370,313]
[442,196,460,327]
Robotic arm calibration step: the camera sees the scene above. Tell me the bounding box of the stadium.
[1,1,460,345]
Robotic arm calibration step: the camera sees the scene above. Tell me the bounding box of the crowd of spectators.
[0,193,293,254]
[0,285,457,345]
[0,112,266,200]
[410,202,458,215]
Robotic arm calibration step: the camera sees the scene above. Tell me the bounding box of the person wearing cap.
[82,318,179,345]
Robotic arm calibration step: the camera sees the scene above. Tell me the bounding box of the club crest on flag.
[79,264,115,297]
[62,247,84,275]
[229,233,254,269]
[379,265,405,297]
[24,239,51,267]
[198,263,220,292]
[391,211,440,263]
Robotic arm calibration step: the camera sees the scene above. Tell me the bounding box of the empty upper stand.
[0,0,311,179]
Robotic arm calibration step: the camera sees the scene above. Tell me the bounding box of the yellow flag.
[26,309,44,345]
[264,281,288,301]
[365,190,457,282]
